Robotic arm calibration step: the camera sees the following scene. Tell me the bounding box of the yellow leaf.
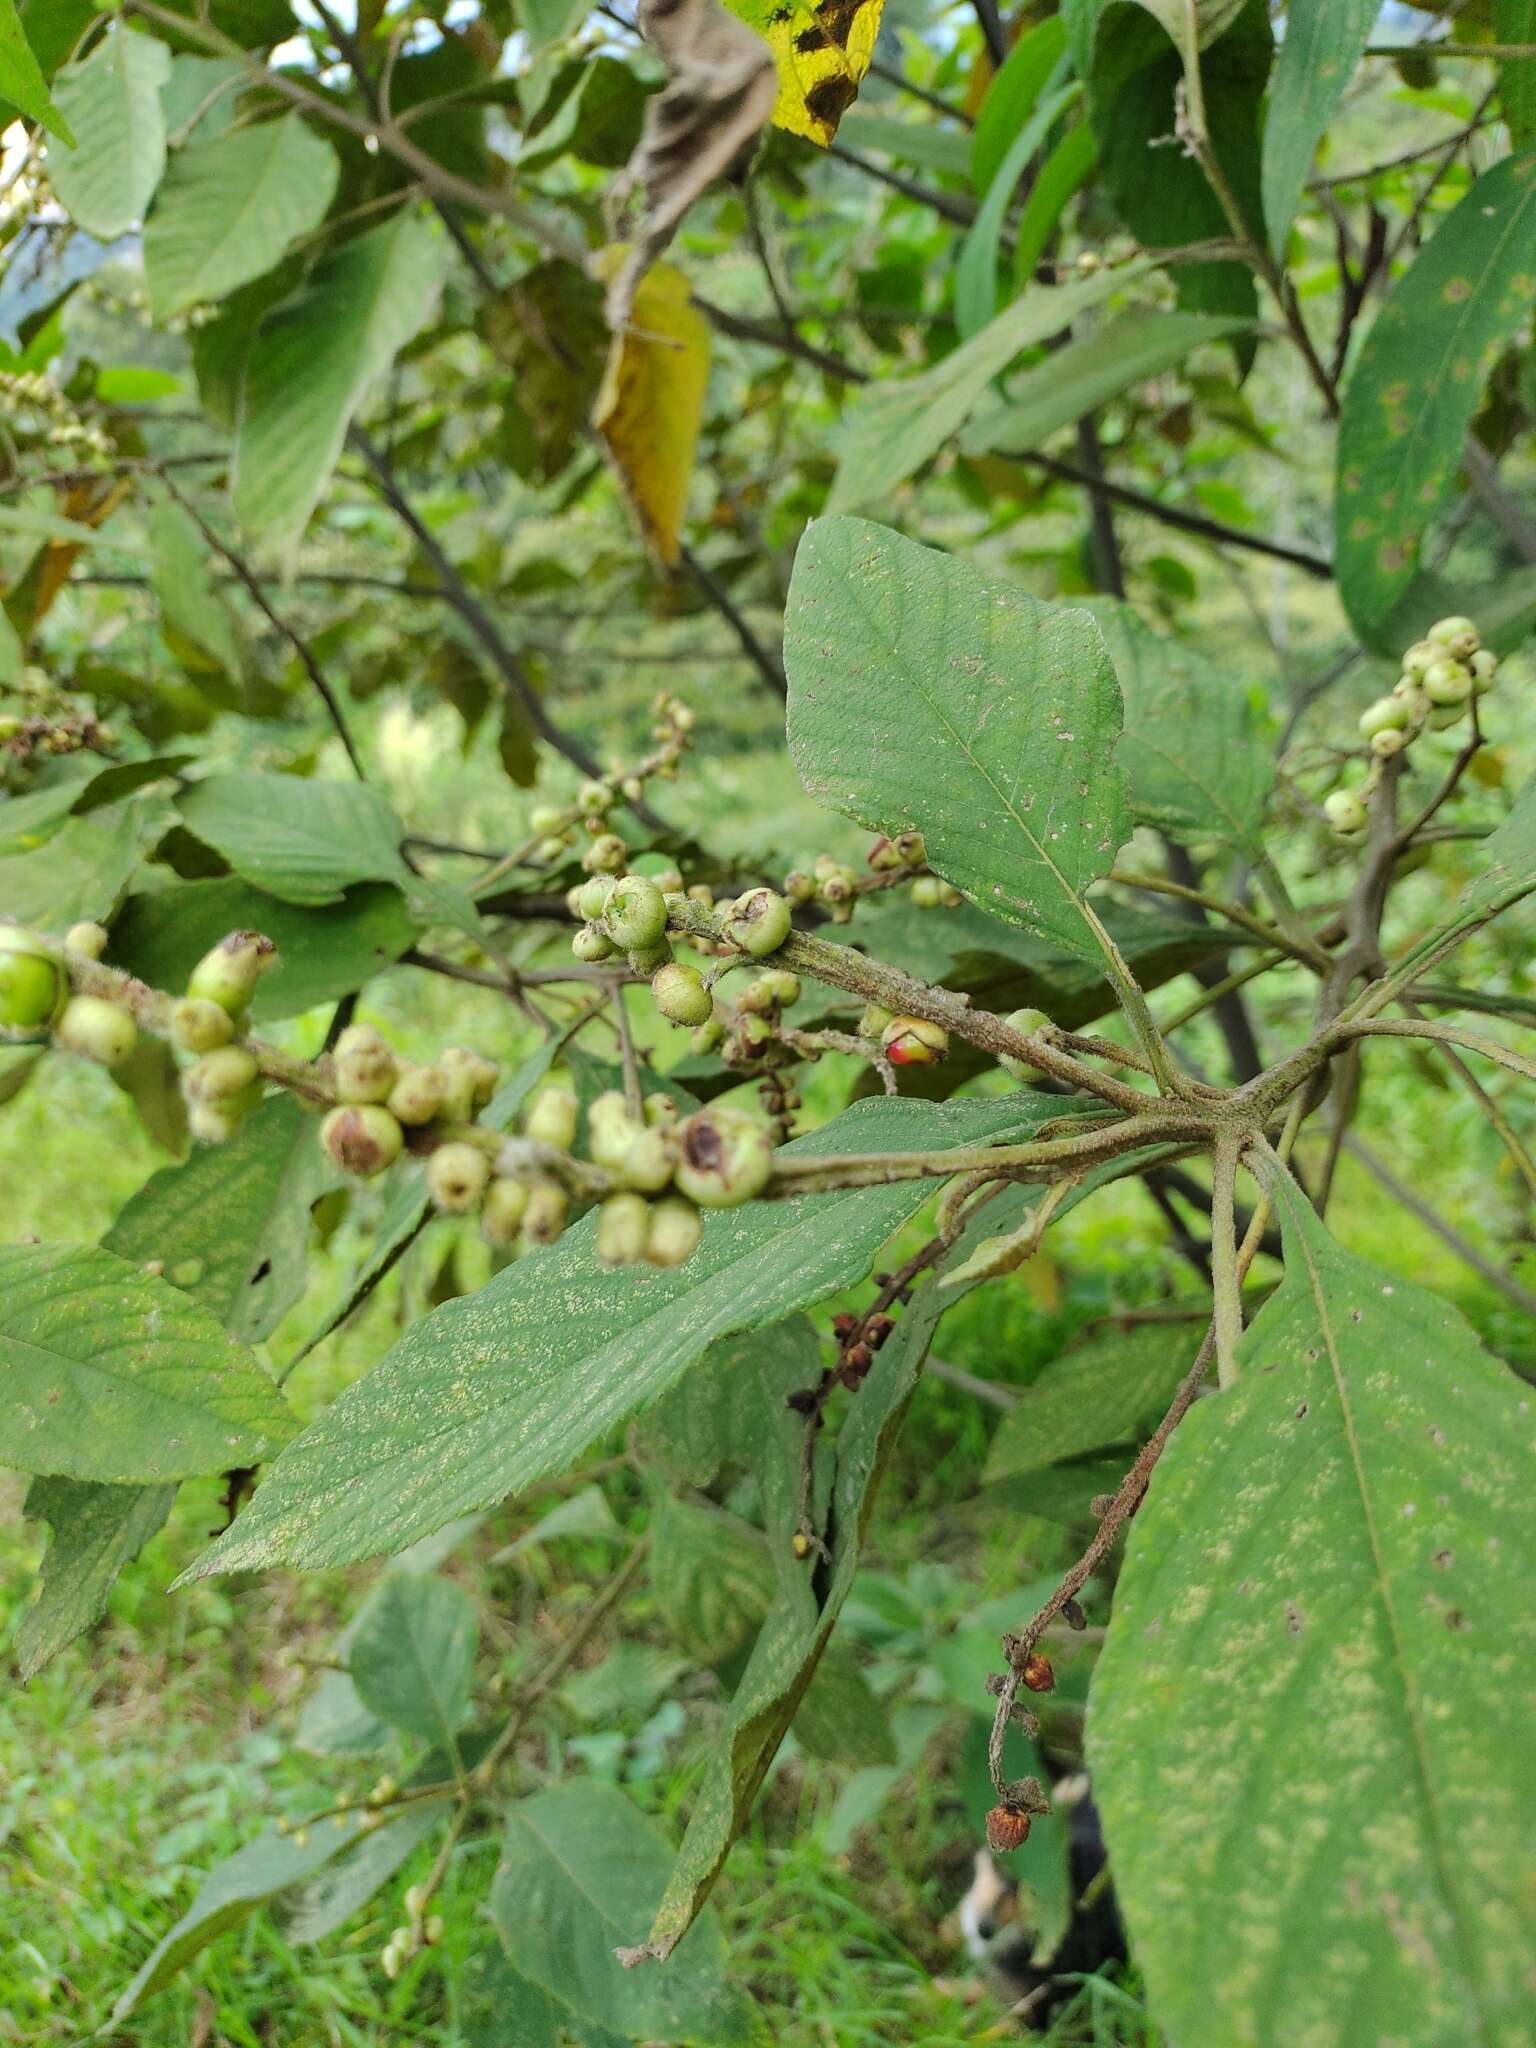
[725,0,885,145]
[592,257,709,569]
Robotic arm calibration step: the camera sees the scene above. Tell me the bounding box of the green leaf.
[148,499,243,680]
[104,1094,337,1347]
[16,1475,175,1679]
[0,796,170,929]
[1078,595,1273,852]
[640,1319,818,1490]
[159,52,246,146]
[0,1241,294,1482]
[786,517,1129,962]
[462,1946,568,2048]
[1259,0,1376,257]
[1091,1173,1536,2048]
[48,26,170,238]
[110,877,418,1022]
[176,773,409,906]
[0,0,73,142]
[955,83,1080,340]
[1010,122,1098,289]
[284,1801,447,1944]
[826,257,1155,513]
[1496,0,1536,145]
[491,1781,749,2040]
[793,1641,897,1765]
[143,112,339,320]
[233,209,448,550]
[1084,1,1267,336]
[971,13,1066,193]
[983,1323,1195,1483]
[650,1493,776,1663]
[961,309,1249,459]
[347,1572,479,1749]
[0,501,150,553]
[111,1816,368,2022]
[491,1483,622,1562]
[0,759,99,853]
[1388,770,1536,990]
[1336,151,1536,647]
[632,1277,947,1958]
[181,1095,1073,1577]
[834,109,971,178]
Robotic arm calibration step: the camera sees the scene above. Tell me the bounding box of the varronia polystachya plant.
[2,0,1534,2038]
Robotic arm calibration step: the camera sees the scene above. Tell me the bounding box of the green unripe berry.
[582,833,628,875]
[937,882,963,907]
[572,922,614,963]
[530,804,566,835]
[674,1106,773,1208]
[188,930,274,1016]
[627,939,672,975]
[170,996,235,1054]
[1323,789,1369,837]
[910,875,944,909]
[645,1196,702,1267]
[439,1047,499,1119]
[481,1174,530,1247]
[652,962,713,1026]
[893,831,927,867]
[55,994,137,1068]
[614,1123,676,1193]
[427,1140,490,1212]
[867,835,903,871]
[783,869,816,904]
[1000,1007,1054,1080]
[1400,639,1439,682]
[596,1191,650,1267]
[564,885,586,919]
[687,884,714,908]
[425,1915,444,1946]
[578,780,612,815]
[322,1104,403,1177]
[731,1012,772,1054]
[1423,658,1472,705]
[736,976,776,1015]
[882,1015,948,1066]
[726,888,792,957]
[644,1092,678,1129]
[1469,648,1498,690]
[692,1017,724,1054]
[1358,695,1408,739]
[523,1178,568,1245]
[1428,615,1479,660]
[1370,727,1408,759]
[760,969,800,1006]
[0,927,64,1035]
[64,921,108,960]
[1428,702,1467,731]
[525,1083,579,1152]
[577,876,615,921]
[185,1046,260,1102]
[604,874,668,951]
[648,864,684,895]
[387,1063,444,1126]
[535,835,571,865]
[621,775,645,804]
[589,1090,641,1172]
[333,1023,397,1104]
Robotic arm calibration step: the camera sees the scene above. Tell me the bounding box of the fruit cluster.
[0,920,139,1069]
[1324,615,1497,838]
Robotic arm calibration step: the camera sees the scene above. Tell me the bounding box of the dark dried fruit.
[1021,1652,1055,1694]
[985,1803,1032,1854]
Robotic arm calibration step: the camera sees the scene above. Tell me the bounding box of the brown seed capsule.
[841,1341,873,1379]
[832,1311,860,1340]
[1021,1652,1055,1694]
[864,1312,896,1348]
[985,1803,1032,1854]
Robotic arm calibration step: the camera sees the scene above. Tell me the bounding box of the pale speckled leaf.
[347,1572,478,1751]
[826,259,1155,513]
[0,1242,294,1483]
[492,1780,750,2041]
[1336,151,1536,646]
[1079,596,1272,853]
[786,517,1130,961]
[48,27,169,239]
[16,1474,175,1678]
[632,1274,945,1958]
[176,773,409,907]
[105,1093,338,1347]
[182,1094,1065,1578]
[639,1317,818,1490]
[112,1817,363,2021]
[983,1322,1195,1483]
[1089,1171,1536,2048]
[1260,0,1377,257]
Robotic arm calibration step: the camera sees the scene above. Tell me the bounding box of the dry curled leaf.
[592,256,710,568]
[603,0,775,331]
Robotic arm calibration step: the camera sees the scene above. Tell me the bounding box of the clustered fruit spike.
[0,925,64,1037]
[882,1015,949,1066]
[1329,615,1496,838]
